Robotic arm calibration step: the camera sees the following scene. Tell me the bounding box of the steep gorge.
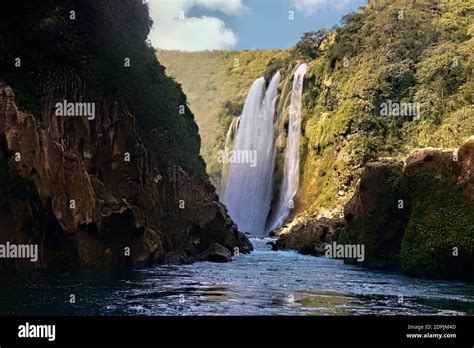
[0,0,251,272]
[159,0,473,281]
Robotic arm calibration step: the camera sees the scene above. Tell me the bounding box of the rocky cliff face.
[273,139,474,281]
[0,0,252,272]
[0,78,251,272]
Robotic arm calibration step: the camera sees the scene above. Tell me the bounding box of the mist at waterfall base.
[221,72,281,236]
[221,64,307,236]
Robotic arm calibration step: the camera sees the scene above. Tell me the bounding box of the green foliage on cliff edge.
[0,0,206,180]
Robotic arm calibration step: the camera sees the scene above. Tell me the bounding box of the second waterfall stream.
[221,64,307,236]
[269,63,307,232]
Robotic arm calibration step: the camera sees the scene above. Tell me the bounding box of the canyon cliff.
[0,0,251,272]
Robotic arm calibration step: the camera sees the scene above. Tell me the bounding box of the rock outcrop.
[0,81,252,272]
[273,138,473,281]
[198,243,232,263]
[342,139,474,281]
[342,161,407,270]
[271,217,344,256]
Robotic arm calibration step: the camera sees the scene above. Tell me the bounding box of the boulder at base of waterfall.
[272,218,345,256]
[199,243,232,263]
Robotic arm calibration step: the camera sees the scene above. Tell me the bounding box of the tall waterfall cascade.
[221,72,281,235]
[268,63,307,232]
[221,64,307,236]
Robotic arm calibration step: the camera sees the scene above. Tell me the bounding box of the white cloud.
[147,0,247,51]
[193,0,249,15]
[291,0,352,14]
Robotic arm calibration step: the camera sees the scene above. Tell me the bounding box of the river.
[1,238,473,315]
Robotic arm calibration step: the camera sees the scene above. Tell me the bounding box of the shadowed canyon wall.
[0,0,251,272]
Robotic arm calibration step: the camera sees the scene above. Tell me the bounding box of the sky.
[147,0,368,51]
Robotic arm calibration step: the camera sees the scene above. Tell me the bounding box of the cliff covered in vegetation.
[0,0,251,272]
[271,0,473,216]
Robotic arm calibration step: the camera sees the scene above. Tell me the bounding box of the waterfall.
[221,72,281,235]
[268,63,307,231]
[219,116,240,197]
